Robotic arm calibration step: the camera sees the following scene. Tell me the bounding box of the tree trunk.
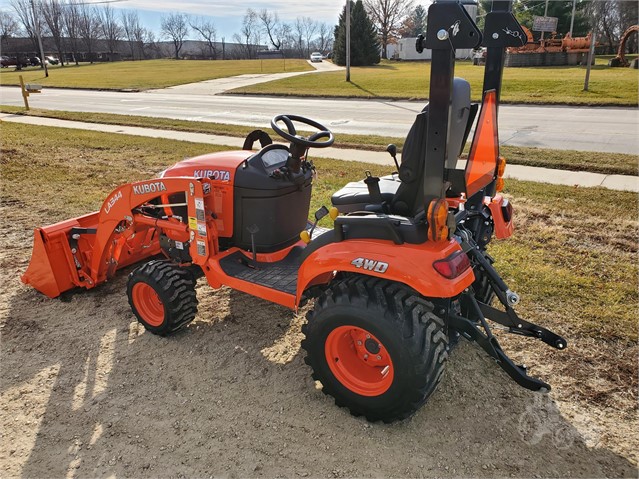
[381,33,388,59]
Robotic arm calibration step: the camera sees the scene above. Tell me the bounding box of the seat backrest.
[390,106,428,216]
[446,78,472,169]
[390,77,472,217]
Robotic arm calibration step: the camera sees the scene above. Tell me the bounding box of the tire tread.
[127,260,198,336]
[302,275,448,423]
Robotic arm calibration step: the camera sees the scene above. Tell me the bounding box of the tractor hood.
[160,150,251,183]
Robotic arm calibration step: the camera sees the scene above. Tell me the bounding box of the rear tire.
[127,260,198,336]
[301,276,448,423]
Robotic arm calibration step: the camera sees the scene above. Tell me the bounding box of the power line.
[0,0,129,12]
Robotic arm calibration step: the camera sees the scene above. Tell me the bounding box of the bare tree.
[99,4,122,60]
[258,9,283,50]
[596,1,618,53]
[292,17,305,58]
[41,1,65,65]
[279,22,293,53]
[0,11,20,52]
[161,12,189,59]
[586,0,639,55]
[0,10,19,37]
[62,0,81,65]
[77,3,102,63]
[232,8,259,59]
[398,4,426,38]
[143,29,162,59]
[314,22,333,53]
[121,10,141,59]
[190,16,217,59]
[301,17,318,57]
[132,23,146,59]
[0,10,21,65]
[364,0,413,59]
[10,0,39,53]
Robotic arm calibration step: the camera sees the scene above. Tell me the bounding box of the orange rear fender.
[296,238,475,303]
[487,194,514,239]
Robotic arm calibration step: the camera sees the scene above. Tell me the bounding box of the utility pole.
[345,0,351,82]
[569,0,577,36]
[30,0,48,77]
[583,29,596,91]
[540,0,549,44]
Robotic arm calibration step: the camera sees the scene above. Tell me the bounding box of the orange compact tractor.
[22,0,566,422]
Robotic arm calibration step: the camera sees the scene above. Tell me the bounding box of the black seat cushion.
[331,175,400,214]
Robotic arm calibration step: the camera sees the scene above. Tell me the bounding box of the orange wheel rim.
[132,283,165,327]
[325,326,394,397]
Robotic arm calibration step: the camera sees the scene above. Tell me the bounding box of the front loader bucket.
[22,208,162,298]
[21,212,100,298]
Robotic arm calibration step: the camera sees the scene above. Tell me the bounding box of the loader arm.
[22,177,213,298]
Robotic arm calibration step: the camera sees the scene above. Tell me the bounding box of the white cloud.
[119,0,344,23]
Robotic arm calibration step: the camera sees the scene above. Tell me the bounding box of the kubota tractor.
[22,0,566,422]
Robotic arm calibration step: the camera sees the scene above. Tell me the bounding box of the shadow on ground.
[1,270,637,478]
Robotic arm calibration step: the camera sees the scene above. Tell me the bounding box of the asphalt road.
[1,86,637,154]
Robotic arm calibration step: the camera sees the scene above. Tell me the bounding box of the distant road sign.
[533,16,559,33]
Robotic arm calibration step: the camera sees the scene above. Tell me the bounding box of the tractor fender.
[295,236,475,304]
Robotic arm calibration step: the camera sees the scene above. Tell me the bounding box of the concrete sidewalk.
[1,113,637,193]
[153,60,344,96]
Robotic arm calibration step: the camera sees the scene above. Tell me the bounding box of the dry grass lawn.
[230,59,639,106]
[0,59,312,90]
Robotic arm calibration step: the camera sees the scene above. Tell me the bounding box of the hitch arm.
[448,313,550,391]
[450,293,552,392]
[460,234,568,350]
[478,302,567,350]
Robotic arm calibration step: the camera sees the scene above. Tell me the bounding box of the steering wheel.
[271,114,335,149]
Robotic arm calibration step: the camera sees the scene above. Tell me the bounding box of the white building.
[391,38,474,61]
[389,4,477,61]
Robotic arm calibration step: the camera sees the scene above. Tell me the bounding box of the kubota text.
[133,182,167,195]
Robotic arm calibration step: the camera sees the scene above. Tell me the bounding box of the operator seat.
[331,78,475,217]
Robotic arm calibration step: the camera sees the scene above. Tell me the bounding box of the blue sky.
[0,0,348,42]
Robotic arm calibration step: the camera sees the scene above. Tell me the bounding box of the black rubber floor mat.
[219,247,302,294]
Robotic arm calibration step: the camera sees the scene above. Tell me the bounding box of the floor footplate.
[219,249,301,294]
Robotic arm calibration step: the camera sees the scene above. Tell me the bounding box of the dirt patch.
[0,203,637,478]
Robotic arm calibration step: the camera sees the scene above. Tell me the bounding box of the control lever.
[246,224,260,268]
[364,171,383,204]
[309,206,329,238]
[386,144,400,172]
[301,206,337,243]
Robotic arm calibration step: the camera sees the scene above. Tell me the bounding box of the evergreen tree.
[399,5,427,38]
[333,0,380,66]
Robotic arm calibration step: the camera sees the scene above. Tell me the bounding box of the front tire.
[301,276,448,423]
[127,260,198,336]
